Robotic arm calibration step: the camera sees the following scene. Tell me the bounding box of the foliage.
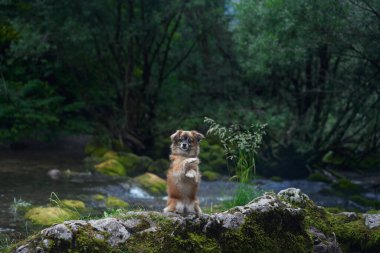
[0,0,379,174]
[9,197,32,215]
[204,117,266,182]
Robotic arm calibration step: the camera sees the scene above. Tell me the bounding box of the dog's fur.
[163,130,204,214]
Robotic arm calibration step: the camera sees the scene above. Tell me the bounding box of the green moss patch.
[134,172,166,195]
[105,196,129,208]
[61,199,86,210]
[95,159,126,177]
[25,207,79,226]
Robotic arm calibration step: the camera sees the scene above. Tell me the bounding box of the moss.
[85,143,109,157]
[93,194,105,201]
[25,207,79,226]
[322,150,345,165]
[332,178,363,195]
[329,214,380,252]
[202,171,221,181]
[95,159,126,177]
[61,199,86,210]
[134,173,166,195]
[351,195,380,209]
[325,207,344,214]
[147,159,169,177]
[219,209,312,253]
[103,151,119,160]
[270,176,283,182]
[105,196,129,208]
[117,153,153,176]
[307,172,331,183]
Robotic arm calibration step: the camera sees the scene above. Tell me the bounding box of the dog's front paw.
[185,170,197,179]
[185,158,199,164]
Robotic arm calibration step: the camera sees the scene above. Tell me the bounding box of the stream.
[0,148,378,241]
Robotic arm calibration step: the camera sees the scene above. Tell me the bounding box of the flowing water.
[0,148,378,242]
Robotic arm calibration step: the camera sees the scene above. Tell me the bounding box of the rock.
[102,151,119,160]
[61,200,86,210]
[14,190,311,252]
[42,224,73,241]
[105,196,129,208]
[134,172,166,195]
[15,188,380,253]
[25,207,79,226]
[117,153,153,176]
[363,214,380,229]
[278,187,311,206]
[47,169,61,180]
[92,194,105,201]
[95,159,126,177]
[335,212,358,222]
[84,143,109,157]
[308,227,342,253]
[88,218,131,246]
[202,170,222,181]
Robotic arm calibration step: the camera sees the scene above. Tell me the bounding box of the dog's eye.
[179,138,183,142]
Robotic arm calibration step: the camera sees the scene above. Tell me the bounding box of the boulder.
[134,172,166,195]
[105,196,129,208]
[61,200,86,210]
[24,207,79,226]
[95,159,126,177]
[12,188,380,253]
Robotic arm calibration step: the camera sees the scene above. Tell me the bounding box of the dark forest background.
[1,0,379,178]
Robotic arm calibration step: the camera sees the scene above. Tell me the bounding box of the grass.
[223,183,263,209]
[9,197,32,215]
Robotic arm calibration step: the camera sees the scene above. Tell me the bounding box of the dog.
[163,130,204,214]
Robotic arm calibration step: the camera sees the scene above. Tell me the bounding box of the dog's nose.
[181,143,188,149]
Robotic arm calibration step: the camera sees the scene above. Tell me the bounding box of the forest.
[1,1,380,252]
[1,0,380,177]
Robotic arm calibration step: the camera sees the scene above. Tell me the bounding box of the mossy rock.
[92,194,105,201]
[102,151,119,160]
[202,171,222,181]
[61,200,86,210]
[95,159,126,177]
[117,153,153,176]
[105,196,129,208]
[14,188,380,253]
[84,143,109,157]
[148,159,170,177]
[25,207,79,226]
[134,172,166,195]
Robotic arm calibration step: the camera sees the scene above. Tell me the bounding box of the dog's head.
[170,130,205,157]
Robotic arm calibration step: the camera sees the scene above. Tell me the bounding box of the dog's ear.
[170,130,182,141]
[192,131,205,142]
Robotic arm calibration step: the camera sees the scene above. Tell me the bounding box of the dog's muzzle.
[181,143,189,150]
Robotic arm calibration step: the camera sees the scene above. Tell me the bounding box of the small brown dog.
[164,130,204,214]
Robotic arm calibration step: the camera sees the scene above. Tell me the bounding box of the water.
[0,149,378,242]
